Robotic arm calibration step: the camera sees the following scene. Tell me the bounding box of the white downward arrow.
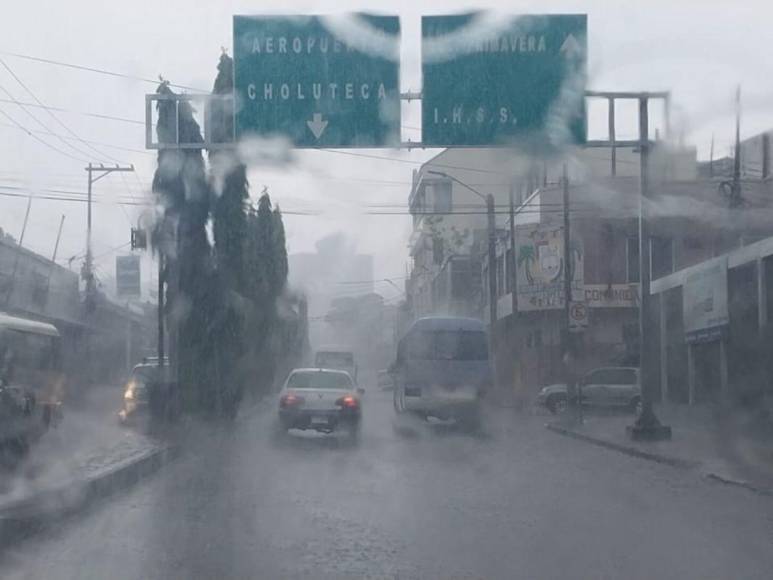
[560,34,583,59]
[306,113,328,140]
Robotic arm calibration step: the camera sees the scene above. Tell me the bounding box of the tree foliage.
[150,55,305,420]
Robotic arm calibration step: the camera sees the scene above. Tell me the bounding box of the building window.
[626,237,640,283]
[451,259,473,299]
[651,236,674,280]
[433,181,452,213]
[432,237,444,265]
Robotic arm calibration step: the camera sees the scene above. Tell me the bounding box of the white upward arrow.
[560,34,583,59]
[306,113,328,140]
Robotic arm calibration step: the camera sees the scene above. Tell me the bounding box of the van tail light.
[280,393,304,408]
[335,395,359,409]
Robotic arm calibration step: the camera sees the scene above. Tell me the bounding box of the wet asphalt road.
[3,390,773,580]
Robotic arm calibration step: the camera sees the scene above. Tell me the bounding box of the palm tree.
[517,245,536,284]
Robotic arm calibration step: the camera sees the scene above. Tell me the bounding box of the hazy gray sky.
[0,0,771,302]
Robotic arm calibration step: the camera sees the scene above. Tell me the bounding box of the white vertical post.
[758,257,767,332]
[719,338,729,400]
[126,301,132,373]
[659,293,668,403]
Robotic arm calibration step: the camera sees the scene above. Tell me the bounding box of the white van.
[314,349,358,382]
[392,317,492,428]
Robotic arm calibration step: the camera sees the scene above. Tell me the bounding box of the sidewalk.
[0,384,163,506]
[546,403,773,494]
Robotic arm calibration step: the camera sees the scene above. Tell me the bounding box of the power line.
[365,208,595,215]
[0,182,137,200]
[0,187,319,215]
[316,149,511,176]
[0,188,144,206]
[0,50,203,92]
[0,106,88,163]
[0,80,94,160]
[367,202,572,208]
[0,57,122,163]
[0,98,145,125]
[0,121,152,154]
[64,241,132,266]
[338,275,409,285]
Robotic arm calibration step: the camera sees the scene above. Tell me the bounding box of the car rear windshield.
[403,330,489,361]
[287,371,352,389]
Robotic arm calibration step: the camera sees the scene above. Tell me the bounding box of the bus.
[0,312,64,459]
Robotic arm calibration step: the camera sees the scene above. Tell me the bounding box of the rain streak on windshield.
[2,3,773,579]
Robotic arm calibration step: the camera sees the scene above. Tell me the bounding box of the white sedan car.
[277,368,363,436]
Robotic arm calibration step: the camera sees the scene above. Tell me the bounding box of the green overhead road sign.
[233,15,400,148]
[422,14,587,147]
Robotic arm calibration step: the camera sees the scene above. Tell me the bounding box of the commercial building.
[0,237,154,387]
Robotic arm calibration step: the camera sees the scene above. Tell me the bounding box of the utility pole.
[158,251,165,368]
[509,184,518,317]
[3,195,32,308]
[709,134,715,178]
[50,215,65,263]
[44,214,66,305]
[717,90,743,208]
[126,301,132,372]
[730,86,742,207]
[84,163,135,311]
[609,97,617,177]
[486,192,497,345]
[562,165,581,423]
[627,96,672,441]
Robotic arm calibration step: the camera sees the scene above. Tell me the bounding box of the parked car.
[277,368,363,437]
[391,317,491,429]
[118,361,176,425]
[537,366,642,415]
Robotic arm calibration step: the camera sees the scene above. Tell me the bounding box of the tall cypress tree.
[152,80,215,415]
[271,206,289,297]
[209,52,248,416]
[210,52,247,292]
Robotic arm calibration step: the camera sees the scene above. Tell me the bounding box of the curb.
[0,444,179,546]
[704,472,773,496]
[546,423,773,497]
[545,423,700,469]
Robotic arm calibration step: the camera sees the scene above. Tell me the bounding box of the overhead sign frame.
[421,13,587,148]
[145,13,605,151]
[233,14,401,148]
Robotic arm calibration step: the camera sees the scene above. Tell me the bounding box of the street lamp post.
[427,170,497,355]
[627,96,672,441]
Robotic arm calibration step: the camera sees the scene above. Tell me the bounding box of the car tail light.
[336,395,359,409]
[280,393,304,408]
